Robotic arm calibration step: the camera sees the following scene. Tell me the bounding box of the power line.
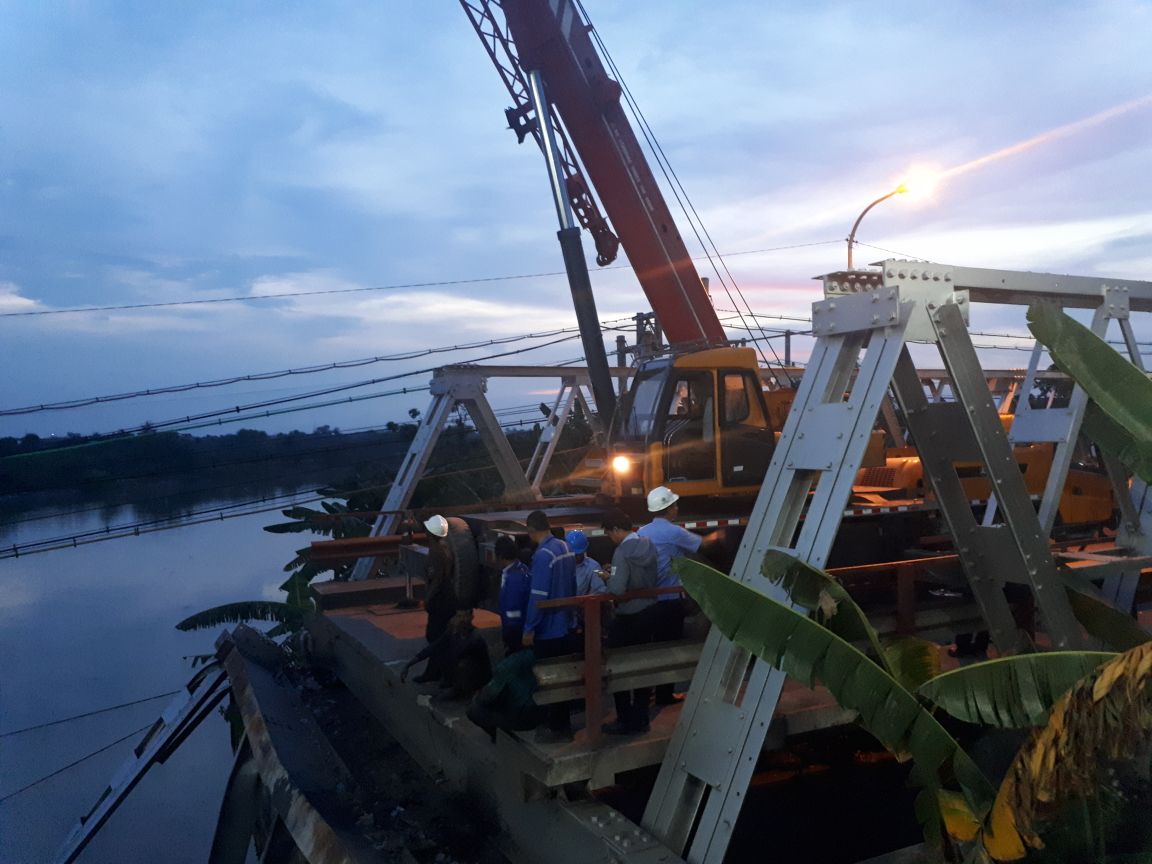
[0,244,840,321]
[0,271,570,318]
[0,723,152,803]
[853,241,928,261]
[0,324,622,417]
[4,333,584,456]
[0,691,181,738]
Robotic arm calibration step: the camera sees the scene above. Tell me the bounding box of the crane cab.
[603,347,778,501]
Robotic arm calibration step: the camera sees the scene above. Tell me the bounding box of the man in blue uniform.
[567,528,608,638]
[567,529,607,597]
[524,510,577,743]
[495,534,530,656]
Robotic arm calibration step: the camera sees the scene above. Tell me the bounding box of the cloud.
[0,282,46,314]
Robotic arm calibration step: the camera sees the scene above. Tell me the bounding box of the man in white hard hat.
[637,486,709,704]
[416,513,481,683]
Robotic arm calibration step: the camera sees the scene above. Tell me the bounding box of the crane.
[459,0,785,506]
[458,0,1118,529]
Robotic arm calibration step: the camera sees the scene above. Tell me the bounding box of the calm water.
[0,493,313,864]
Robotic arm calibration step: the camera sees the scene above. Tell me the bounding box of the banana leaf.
[884,636,944,692]
[761,550,885,655]
[677,557,997,825]
[919,652,1116,727]
[760,551,942,691]
[990,641,1152,856]
[175,600,306,632]
[1061,571,1151,651]
[1082,401,1152,484]
[263,519,324,534]
[1027,302,1152,482]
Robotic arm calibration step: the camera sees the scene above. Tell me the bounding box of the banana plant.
[677,554,1152,860]
[675,555,995,852]
[177,487,377,636]
[1027,302,1152,483]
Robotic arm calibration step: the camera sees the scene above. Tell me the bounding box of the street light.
[846,183,907,270]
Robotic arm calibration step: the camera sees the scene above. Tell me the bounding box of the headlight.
[611,455,632,475]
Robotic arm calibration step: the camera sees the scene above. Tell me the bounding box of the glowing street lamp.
[846,184,906,270]
[845,168,940,269]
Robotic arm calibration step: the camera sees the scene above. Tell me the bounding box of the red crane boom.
[462,0,728,349]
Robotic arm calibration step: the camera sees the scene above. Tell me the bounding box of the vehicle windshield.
[614,363,670,441]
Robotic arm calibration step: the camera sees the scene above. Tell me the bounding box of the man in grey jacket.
[601,509,659,734]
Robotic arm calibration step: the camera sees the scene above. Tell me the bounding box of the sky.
[1,0,1150,440]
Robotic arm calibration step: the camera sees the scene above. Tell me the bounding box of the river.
[0,490,317,864]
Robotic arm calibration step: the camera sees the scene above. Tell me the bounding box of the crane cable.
[575,0,791,381]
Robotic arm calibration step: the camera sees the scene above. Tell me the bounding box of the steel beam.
[645,288,911,861]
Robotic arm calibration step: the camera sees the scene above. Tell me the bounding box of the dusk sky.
[2,0,1150,440]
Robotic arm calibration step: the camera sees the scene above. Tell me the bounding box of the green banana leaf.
[1061,571,1152,651]
[919,651,1115,727]
[884,636,944,692]
[1081,402,1152,484]
[761,550,885,656]
[1027,302,1152,482]
[760,551,941,690]
[175,600,307,633]
[676,557,997,823]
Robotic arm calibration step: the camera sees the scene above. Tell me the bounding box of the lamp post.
[846,184,907,269]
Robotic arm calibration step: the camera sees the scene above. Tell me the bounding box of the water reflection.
[0,489,315,864]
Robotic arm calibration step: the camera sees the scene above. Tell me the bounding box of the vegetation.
[0,425,413,516]
[676,555,1151,861]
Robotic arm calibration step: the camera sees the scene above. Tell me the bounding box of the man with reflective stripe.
[638,486,713,704]
[524,510,577,742]
[495,534,530,656]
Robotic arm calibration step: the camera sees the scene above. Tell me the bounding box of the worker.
[418,513,481,683]
[418,514,456,683]
[495,534,531,656]
[601,509,659,735]
[524,510,578,743]
[567,529,607,598]
[401,609,493,700]
[638,486,715,704]
[567,528,608,638]
[465,648,543,742]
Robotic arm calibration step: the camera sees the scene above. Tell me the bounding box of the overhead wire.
[0,243,841,322]
[0,270,570,318]
[0,691,181,738]
[3,333,587,456]
[0,323,631,417]
[0,722,153,803]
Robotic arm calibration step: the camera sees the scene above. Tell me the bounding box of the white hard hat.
[647,486,680,513]
[423,515,449,538]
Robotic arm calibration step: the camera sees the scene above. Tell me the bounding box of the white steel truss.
[645,260,1152,863]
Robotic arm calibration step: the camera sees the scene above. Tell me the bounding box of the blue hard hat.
[565,529,589,553]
